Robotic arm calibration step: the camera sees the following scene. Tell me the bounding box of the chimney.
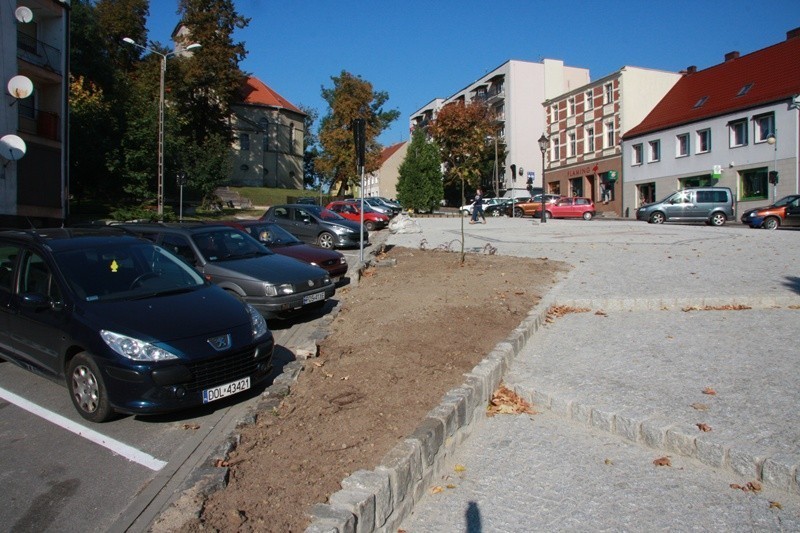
[725,51,740,62]
[787,27,800,40]
[686,65,697,74]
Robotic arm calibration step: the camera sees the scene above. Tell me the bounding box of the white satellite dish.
[15,6,34,23]
[7,75,33,99]
[0,135,27,161]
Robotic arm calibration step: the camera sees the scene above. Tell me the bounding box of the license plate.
[202,377,250,404]
[303,291,325,305]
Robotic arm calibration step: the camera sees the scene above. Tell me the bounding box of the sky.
[146,0,800,146]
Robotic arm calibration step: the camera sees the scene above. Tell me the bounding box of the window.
[632,143,643,165]
[753,113,774,143]
[694,96,708,108]
[239,133,250,151]
[162,235,196,264]
[729,119,748,147]
[696,129,711,153]
[605,120,615,148]
[551,137,561,162]
[568,97,576,116]
[737,83,753,97]
[567,131,576,157]
[21,253,62,301]
[740,167,769,200]
[585,126,595,153]
[648,140,661,162]
[603,83,613,104]
[550,105,558,123]
[584,90,594,111]
[676,133,689,157]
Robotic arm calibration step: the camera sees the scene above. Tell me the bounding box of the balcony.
[17,33,62,75]
[486,87,505,103]
[18,101,61,141]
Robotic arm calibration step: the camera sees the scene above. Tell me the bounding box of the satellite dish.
[15,6,33,23]
[0,135,27,161]
[7,75,33,99]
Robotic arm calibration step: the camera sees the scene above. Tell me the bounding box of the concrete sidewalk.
[387,217,800,531]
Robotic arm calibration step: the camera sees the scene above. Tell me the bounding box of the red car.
[326,200,389,231]
[533,197,596,220]
[222,220,348,283]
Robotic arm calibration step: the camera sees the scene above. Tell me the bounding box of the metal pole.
[179,183,184,221]
[493,136,498,198]
[773,135,778,203]
[359,165,365,263]
[158,55,166,218]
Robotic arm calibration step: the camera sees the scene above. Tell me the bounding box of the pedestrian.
[470,188,486,224]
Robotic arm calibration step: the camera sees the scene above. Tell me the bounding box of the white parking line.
[0,387,167,471]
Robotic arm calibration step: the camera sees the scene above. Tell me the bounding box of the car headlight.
[332,225,355,235]
[246,304,268,339]
[339,257,346,265]
[264,283,294,296]
[101,330,179,361]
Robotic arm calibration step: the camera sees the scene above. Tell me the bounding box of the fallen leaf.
[486,385,538,416]
[313,361,324,367]
[454,464,466,473]
[446,484,457,489]
[431,486,444,494]
[595,310,607,316]
[653,456,671,467]
[702,387,717,395]
[340,376,349,380]
[214,459,228,467]
[769,501,782,509]
[696,423,712,432]
[690,403,709,411]
[604,458,613,465]
[182,423,200,430]
[748,481,762,492]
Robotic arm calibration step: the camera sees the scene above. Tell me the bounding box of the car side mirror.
[19,292,55,311]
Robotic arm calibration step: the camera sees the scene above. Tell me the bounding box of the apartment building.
[622,28,800,216]
[364,141,407,199]
[410,59,590,196]
[543,67,681,216]
[229,76,305,189]
[1,0,69,227]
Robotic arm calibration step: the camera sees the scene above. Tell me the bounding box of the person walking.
[470,188,486,224]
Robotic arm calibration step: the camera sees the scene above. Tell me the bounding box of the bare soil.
[179,244,569,532]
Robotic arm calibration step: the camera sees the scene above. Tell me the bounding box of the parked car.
[636,187,735,226]
[373,197,402,212]
[225,220,348,282]
[482,197,528,217]
[510,194,562,217]
[260,204,368,250]
[295,197,318,205]
[346,197,398,218]
[0,227,274,422]
[460,197,505,215]
[326,200,389,231]
[117,223,334,319]
[532,197,596,220]
[740,194,800,229]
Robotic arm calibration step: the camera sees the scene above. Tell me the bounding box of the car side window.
[295,209,312,223]
[20,252,62,301]
[0,245,20,292]
[161,234,197,264]
[272,207,289,219]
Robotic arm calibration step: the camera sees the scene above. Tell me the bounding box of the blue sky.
[147,1,800,146]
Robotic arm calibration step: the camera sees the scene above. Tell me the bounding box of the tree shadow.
[783,276,800,296]
[466,500,482,533]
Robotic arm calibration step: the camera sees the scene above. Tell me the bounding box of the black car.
[0,228,274,422]
[117,223,335,319]
[260,204,369,249]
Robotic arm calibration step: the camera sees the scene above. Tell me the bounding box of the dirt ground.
[179,243,570,532]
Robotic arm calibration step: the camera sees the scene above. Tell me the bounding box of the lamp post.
[486,135,499,197]
[538,134,549,223]
[122,38,201,217]
[766,131,777,203]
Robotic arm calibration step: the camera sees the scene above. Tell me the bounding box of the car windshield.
[772,195,800,207]
[247,223,302,246]
[310,207,346,221]
[55,242,205,302]
[192,229,272,262]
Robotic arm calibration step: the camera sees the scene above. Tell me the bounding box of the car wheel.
[582,211,593,220]
[317,232,335,249]
[364,221,376,232]
[514,207,524,217]
[709,212,726,226]
[649,212,665,224]
[490,209,502,217]
[461,209,470,216]
[68,352,114,423]
[763,216,780,230]
[544,211,552,220]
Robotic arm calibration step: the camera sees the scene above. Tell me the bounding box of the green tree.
[299,105,322,190]
[317,71,400,196]
[396,129,442,213]
[428,100,495,261]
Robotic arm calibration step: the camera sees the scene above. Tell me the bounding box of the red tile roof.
[625,30,800,139]
[380,142,406,165]
[239,76,304,115]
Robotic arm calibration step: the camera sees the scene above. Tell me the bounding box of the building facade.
[1,0,69,227]
[229,76,305,189]
[543,67,681,216]
[410,59,590,196]
[622,29,800,217]
[364,141,407,199]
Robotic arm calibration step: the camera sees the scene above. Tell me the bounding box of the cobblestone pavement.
[389,217,800,532]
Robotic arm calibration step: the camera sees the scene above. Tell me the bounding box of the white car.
[460,197,504,215]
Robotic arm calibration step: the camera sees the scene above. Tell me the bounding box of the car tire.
[68,352,114,423]
[490,209,502,217]
[317,232,335,249]
[364,221,376,232]
[582,211,594,220]
[514,207,524,217]
[763,216,780,230]
[709,212,726,226]
[649,212,665,224]
[544,211,552,220]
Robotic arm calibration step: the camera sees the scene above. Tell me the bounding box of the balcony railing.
[18,101,61,141]
[17,33,62,75]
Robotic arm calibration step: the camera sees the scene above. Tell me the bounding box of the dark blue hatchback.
[0,228,274,422]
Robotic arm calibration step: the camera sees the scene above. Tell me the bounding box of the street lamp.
[122,38,201,217]
[486,135,499,197]
[538,134,549,223]
[766,131,778,203]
